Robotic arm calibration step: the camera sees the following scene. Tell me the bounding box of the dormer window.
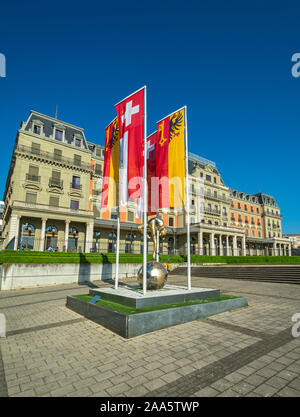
[33,125,41,135]
[55,129,63,141]
[75,138,81,148]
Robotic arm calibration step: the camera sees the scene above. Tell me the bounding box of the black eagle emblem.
[110,119,119,149]
[169,111,183,142]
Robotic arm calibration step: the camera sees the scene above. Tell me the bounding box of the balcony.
[70,182,82,190]
[12,200,93,218]
[26,173,40,182]
[49,178,63,189]
[204,208,220,216]
[15,144,92,172]
[93,189,101,196]
[204,192,230,203]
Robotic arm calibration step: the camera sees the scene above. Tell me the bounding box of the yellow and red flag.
[156,107,185,209]
[101,118,120,209]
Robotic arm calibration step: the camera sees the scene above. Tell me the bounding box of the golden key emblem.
[158,122,168,147]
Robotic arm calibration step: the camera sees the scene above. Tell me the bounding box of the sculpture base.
[89,284,220,309]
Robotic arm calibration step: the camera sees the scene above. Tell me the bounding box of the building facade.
[1,110,292,256]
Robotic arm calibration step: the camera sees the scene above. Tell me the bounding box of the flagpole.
[143,86,148,296]
[184,106,191,290]
[115,198,120,290]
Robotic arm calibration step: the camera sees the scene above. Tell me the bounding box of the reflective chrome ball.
[137,261,168,290]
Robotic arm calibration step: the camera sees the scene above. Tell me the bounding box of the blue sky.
[0,0,299,233]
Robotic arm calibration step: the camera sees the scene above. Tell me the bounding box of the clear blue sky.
[0,0,299,233]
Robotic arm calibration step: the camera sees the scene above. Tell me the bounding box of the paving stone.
[193,387,219,397]
[252,383,279,397]
[277,386,300,397]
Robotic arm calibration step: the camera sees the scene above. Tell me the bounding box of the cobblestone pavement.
[0,275,299,397]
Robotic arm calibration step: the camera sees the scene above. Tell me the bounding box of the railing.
[93,189,101,196]
[12,200,93,217]
[204,208,221,216]
[70,182,82,190]
[26,173,40,182]
[15,144,92,171]
[204,192,230,202]
[49,178,63,188]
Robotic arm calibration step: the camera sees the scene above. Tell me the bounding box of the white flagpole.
[184,106,191,290]
[143,86,148,296]
[115,194,120,290]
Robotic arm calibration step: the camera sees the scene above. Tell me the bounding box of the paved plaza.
[0,274,299,397]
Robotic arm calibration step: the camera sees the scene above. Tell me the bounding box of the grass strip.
[73,294,239,315]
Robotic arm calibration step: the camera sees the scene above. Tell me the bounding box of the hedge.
[0,250,299,265]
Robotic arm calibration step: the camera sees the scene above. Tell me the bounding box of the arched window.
[20,224,35,250]
[108,231,117,253]
[125,231,135,253]
[68,227,78,252]
[45,225,58,251]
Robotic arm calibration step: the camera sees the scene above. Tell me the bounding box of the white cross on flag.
[116,87,145,205]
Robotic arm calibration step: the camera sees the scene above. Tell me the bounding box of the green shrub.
[0,250,299,265]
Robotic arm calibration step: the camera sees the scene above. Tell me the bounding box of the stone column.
[12,215,21,250]
[288,244,292,256]
[233,235,237,256]
[39,218,47,251]
[219,235,223,256]
[273,242,277,256]
[64,220,70,252]
[210,233,215,256]
[85,222,94,253]
[226,235,229,256]
[279,244,282,257]
[198,230,203,255]
[242,234,246,256]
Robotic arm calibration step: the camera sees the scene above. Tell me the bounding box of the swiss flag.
[116,87,144,205]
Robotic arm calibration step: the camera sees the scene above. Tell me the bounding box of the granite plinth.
[89,284,221,308]
[66,294,248,338]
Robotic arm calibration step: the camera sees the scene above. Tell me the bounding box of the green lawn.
[0,250,299,264]
[73,293,239,315]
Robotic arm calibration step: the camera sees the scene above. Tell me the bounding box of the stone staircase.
[170,265,300,285]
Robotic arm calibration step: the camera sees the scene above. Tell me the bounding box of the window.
[54,148,62,161]
[96,148,102,157]
[191,199,195,206]
[222,207,227,215]
[251,206,254,213]
[74,154,81,166]
[31,142,40,155]
[70,200,79,210]
[214,191,217,198]
[127,211,134,222]
[50,170,62,187]
[200,172,203,178]
[25,192,37,204]
[258,231,261,238]
[214,177,217,184]
[238,202,241,209]
[257,208,259,214]
[33,125,41,135]
[244,205,248,211]
[27,165,39,182]
[95,163,102,175]
[191,217,195,224]
[238,215,242,223]
[72,176,80,189]
[55,129,63,141]
[206,175,211,182]
[111,211,117,220]
[169,217,174,227]
[49,196,59,207]
[75,138,81,147]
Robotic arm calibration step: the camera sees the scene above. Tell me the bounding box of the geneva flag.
[156,107,185,209]
[101,118,120,209]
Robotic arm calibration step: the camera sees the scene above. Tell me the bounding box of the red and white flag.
[116,87,145,206]
[136,131,157,218]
